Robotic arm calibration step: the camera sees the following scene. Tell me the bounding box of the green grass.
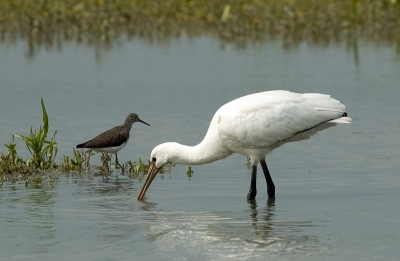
[60,148,92,172]
[1,0,399,46]
[1,136,32,175]
[14,98,58,170]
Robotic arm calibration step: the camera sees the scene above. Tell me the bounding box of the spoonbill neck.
[168,140,231,166]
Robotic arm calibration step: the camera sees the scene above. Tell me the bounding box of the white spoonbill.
[137,90,351,200]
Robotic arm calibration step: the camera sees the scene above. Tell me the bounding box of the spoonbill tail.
[137,90,351,200]
[77,113,150,169]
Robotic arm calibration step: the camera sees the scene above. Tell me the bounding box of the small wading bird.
[76,113,150,170]
[137,90,351,201]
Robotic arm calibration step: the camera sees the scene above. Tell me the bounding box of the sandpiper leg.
[115,154,124,173]
[247,165,257,200]
[260,159,275,198]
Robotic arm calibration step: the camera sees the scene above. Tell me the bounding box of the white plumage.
[137,90,351,200]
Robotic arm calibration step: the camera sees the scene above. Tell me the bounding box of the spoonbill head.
[137,90,351,201]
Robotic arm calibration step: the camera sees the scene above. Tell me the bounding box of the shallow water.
[1,37,400,260]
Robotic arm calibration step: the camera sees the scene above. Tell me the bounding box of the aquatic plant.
[0,0,399,52]
[83,149,95,169]
[3,136,25,169]
[125,158,148,176]
[186,165,193,177]
[0,136,32,175]
[133,158,147,174]
[60,148,89,172]
[96,152,112,174]
[14,98,58,170]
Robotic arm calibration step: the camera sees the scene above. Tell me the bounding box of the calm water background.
[1,36,400,260]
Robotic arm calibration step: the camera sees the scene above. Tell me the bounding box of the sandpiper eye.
[152,157,156,162]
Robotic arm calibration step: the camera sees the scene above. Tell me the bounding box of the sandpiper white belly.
[91,141,127,154]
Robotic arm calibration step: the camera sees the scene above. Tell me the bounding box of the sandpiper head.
[125,113,150,127]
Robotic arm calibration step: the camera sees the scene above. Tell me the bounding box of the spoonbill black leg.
[247,165,257,200]
[260,159,275,198]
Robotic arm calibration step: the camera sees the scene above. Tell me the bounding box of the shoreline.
[1,0,399,47]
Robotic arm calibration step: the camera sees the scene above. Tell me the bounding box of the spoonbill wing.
[217,90,348,148]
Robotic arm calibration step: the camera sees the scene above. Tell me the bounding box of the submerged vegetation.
[0,98,178,184]
[1,0,400,50]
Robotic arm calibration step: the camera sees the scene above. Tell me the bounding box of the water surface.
[0,37,399,260]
